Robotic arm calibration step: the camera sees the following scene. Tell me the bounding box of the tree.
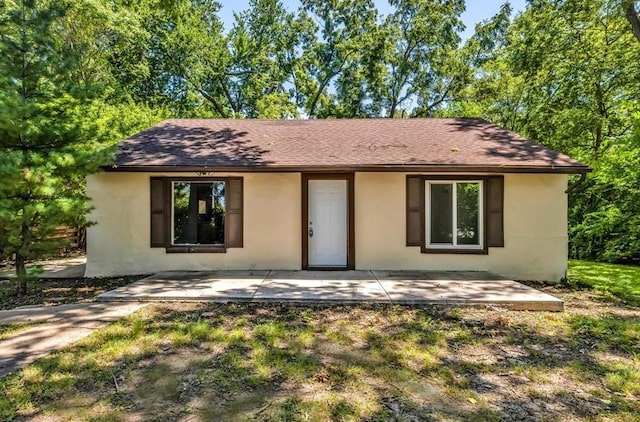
[87,0,231,117]
[225,0,299,118]
[438,3,524,129]
[375,0,465,118]
[446,0,640,262]
[146,0,230,117]
[0,0,110,292]
[55,0,168,135]
[296,0,380,117]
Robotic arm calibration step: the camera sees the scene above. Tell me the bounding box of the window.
[172,181,226,247]
[426,180,483,250]
[149,177,243,252]
[406,175,503,253]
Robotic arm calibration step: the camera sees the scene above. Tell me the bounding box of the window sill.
[421,246,488,255]
[166,246,227,253]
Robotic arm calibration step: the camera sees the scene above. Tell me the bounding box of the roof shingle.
[111,118,589,173]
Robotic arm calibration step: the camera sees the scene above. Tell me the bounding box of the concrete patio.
[98,270,564,311]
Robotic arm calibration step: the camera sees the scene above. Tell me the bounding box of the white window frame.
[425,180,484,250]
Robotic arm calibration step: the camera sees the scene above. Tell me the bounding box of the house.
[86,118,590,281]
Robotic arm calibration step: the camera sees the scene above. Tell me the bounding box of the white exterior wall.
[85,172,301,276]
[354,173,568,281]
[86,171,568,281]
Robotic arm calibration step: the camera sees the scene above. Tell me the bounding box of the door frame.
[302,173,355,270]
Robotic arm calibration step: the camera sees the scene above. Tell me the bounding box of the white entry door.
[308,179,348,267]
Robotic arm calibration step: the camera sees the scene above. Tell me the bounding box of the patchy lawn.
[0,276,147,310]
[0,260,638,421]
[568,260,640,306]
[1,301,638,420]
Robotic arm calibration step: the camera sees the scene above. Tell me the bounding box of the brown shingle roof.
[110,118,590,173]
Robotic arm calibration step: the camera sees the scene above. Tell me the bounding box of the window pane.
[456,182,480,245]
[173,182,225,245]
[430,183,453,244]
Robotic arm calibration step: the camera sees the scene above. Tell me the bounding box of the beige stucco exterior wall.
[85,172,302,277]
[87,170,568,281]
[354,172,568,281]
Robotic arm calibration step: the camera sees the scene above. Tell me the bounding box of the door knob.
[309,228,314,237]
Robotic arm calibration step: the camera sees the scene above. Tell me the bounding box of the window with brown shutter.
[405,175,504,254]
[149,177,243,252]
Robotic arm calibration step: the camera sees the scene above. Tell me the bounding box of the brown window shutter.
[486,176,504,247]
[150,177,167,247]
[406,176,424,246]
[226,177,243,248]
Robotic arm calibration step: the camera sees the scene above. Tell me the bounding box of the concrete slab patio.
[98,270,564,311]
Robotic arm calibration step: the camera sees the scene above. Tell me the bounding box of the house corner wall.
[86,172,302,277]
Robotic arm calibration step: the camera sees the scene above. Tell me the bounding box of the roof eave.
[102,163,592,174]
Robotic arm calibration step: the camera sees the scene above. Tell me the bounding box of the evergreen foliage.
[0,0,163,291]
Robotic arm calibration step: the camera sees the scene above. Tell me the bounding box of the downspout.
[565,172,587,194]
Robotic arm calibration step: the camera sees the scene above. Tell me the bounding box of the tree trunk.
[15,253,27,296]
[15,215,31,295]
[308,73,333,118]
[624,1,640,44]
[593,81,607,158]
[594,124,603,159]
[389,101,397,118]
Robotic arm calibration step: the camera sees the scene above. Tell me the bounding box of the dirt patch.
[0,275,147,310]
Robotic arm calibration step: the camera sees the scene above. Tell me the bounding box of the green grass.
[0,261,639,421]
[568,259,640,305]
[1,298,639,421]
